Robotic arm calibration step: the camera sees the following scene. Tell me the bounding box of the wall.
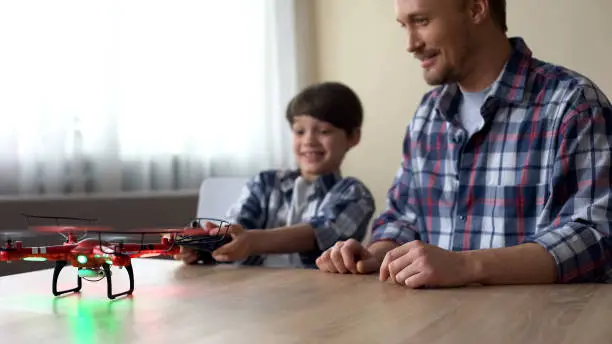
[312,0,612,215]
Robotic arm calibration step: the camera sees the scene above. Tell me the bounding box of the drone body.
[0,214,232,299]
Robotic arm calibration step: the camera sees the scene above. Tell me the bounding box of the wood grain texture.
[1,258,611,344]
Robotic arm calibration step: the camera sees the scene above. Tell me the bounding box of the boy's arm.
[249,178,376,254]
[224,173,269,229]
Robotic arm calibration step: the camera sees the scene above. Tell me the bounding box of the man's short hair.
[285,81,363,135]
[489,0,507,32]
[459,0,507,32]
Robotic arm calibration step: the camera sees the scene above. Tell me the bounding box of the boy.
[175,81,375,268]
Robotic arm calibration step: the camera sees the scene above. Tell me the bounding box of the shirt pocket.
[490,183,549,242]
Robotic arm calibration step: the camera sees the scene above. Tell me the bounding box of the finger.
[394,261,420,285]
[204,221,218,230]
[379,243,415,281]
[356,256,380,274]
[179,250,198,264]
[379,251,393,281]
[387,252,416,284]
[340,240,359,274]
[330,243,348,274]
[403,271,429,289]
[210,224,240,237]
[316,251,337,273]
[211,241,237,261]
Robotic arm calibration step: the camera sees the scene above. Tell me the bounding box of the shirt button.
[453,134,463,143]
[458,215,466,221]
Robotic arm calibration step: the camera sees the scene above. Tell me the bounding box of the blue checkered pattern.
[371,37,612,283]
[226,169,375,267]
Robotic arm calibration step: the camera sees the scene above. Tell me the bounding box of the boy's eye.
[293,129,305,135]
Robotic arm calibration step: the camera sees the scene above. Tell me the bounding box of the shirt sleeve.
[307,177,375,250]
[225,172,269,229]
[527,88,612,283]
[370,129,421,245]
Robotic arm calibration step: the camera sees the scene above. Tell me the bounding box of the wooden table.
[1,258,611,343]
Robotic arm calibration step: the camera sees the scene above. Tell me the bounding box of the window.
[0,0,301,196]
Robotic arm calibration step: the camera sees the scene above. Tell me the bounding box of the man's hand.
[316,239,381,274]
[379,240,475,288]
[207,222,253,262]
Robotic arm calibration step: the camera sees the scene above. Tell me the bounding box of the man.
[315,0,612,288]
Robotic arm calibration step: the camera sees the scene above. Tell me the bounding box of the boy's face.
[291,115,359,180]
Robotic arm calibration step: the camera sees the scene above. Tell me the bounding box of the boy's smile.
[291,115,359,181]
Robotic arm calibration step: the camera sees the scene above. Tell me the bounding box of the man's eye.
[414,18,429,26]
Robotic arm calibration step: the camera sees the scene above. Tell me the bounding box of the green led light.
[77,255,88,264]
[23,257,47,261]
[78,269,101,278]
[106,259,112,265]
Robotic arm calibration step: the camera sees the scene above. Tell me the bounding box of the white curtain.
[0,0,302,196]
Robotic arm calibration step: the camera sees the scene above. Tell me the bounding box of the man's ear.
[465,0,489,26]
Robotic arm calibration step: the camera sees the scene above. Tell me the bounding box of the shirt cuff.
[308,217,340,250]
[528,222,610,282]
[371,223,417,245]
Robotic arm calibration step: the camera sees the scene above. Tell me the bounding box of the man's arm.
[460,243,556,285]
[522,93,612,283]
[382,88,612,287]
[370,127,422,248]
[463,97,612,285]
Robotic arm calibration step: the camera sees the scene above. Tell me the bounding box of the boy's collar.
[280,169,342,194]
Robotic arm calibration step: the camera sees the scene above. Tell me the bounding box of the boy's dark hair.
[285,81,363,135]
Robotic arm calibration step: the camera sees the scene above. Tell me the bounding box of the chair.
[196,177,250,220]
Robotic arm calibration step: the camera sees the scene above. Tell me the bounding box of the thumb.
[211,240,236,261]
[356,256,380,274]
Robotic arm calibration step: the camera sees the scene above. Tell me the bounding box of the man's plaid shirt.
[371,37,612,283]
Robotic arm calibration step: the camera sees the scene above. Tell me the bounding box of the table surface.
[1,258,611,344]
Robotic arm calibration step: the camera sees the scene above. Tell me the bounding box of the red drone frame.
[0,214,232,299]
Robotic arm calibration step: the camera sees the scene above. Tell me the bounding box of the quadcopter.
[0,213,232,300]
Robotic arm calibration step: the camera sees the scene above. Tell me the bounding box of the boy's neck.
[300,169,341,182]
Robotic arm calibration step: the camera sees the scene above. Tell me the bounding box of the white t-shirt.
[263,176,313,268]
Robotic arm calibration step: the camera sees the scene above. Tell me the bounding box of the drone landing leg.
[103,263,134,300]
[52,260,82,296]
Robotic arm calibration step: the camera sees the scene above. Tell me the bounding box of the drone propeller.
[30,225,114,233]
[0,229,41,251]
[0,230,39,239]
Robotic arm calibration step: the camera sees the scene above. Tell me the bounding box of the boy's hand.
[173,246,199,265]
[206,222,254,262]
[316,239,381,274]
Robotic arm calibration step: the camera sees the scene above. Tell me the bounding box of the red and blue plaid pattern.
[371,37,612,283]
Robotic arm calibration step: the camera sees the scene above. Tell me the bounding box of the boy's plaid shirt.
[371,37,612,283]
[226,169,375,267]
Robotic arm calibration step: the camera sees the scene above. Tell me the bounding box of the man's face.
[395,0,476,85]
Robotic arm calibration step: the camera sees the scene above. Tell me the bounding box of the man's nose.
[406,31,423,53]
